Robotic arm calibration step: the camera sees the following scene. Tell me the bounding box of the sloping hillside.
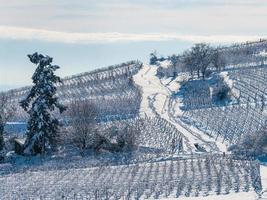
[2,40,267,199]
[134,64,228,153]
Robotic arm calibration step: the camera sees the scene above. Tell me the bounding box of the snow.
[6,122,26,125]
[2,61,266,199]
[14,138,26,144]
[260,165,267,198]
[220,71,233,89]
[158,60,172,69]
[163,192,257,200]
[162,164,267,200]
[0,155,260,199]
[258,51,267,57]
[134,64,228,153]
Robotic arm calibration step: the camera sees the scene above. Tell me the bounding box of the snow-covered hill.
[2,53,267,199]
[134,64,227,153]
[133,62,267,199]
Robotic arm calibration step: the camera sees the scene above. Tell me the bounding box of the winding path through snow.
[134,64,267,200]
[134,64,227,153]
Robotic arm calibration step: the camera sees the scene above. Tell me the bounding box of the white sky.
[0,0,267,90]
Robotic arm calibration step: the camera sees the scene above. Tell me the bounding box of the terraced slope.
[180,65,267,146]
[134,64,227,153]
[95,115,184,153]
[2,61,142,121]
[0,155,261,199]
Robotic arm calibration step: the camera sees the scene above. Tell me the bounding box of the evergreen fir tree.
[20,52,66,155]
[149,52,158,65]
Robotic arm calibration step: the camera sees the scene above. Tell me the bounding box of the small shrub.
[217,85,230,100]
[212,79,231,101]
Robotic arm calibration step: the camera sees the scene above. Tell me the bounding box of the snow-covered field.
[2,61,267,199]
[134,64,228,153]
[0,155,260,199]
[133,63,267,199]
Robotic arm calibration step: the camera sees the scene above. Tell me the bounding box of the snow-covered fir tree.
[20,52,66,155]
[149,52,158,65]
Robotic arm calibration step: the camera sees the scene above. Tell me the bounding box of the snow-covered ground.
[0,156,259,199]
[260,165,267,199]
[134,64,227,153]
[134,64,267,199]
[164,192,258,200]
[1,63,266,199]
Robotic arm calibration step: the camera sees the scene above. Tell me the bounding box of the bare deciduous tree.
[183,43,213,79]
[67,99,99,153]
[0,93,16,151]
[211,49,226,72]
[67,99,143,154]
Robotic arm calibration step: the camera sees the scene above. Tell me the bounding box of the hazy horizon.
[1,0,267,91]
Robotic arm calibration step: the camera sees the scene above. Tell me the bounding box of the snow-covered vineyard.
[2,39,267,200]
[5,61,143,121]
[0,155,261,199]
[94,115,184,153]
[181,64,267,145]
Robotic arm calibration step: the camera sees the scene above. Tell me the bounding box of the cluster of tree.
[149,51,166,65]
[182,43,226,79]
[154,43,227,79]
[0,52,141,157]
[158,40,267,78]
[0,52,143,157]
[66,99,141,155]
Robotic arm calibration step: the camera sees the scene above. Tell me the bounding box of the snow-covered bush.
[109,122,142,151]
[3,136,16,152]
[214,73,233,102]
[156,60,177,77]
[83,122,141,153]
[214,83,230,101]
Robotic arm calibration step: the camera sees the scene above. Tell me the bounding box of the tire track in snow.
[134,64,226,153]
